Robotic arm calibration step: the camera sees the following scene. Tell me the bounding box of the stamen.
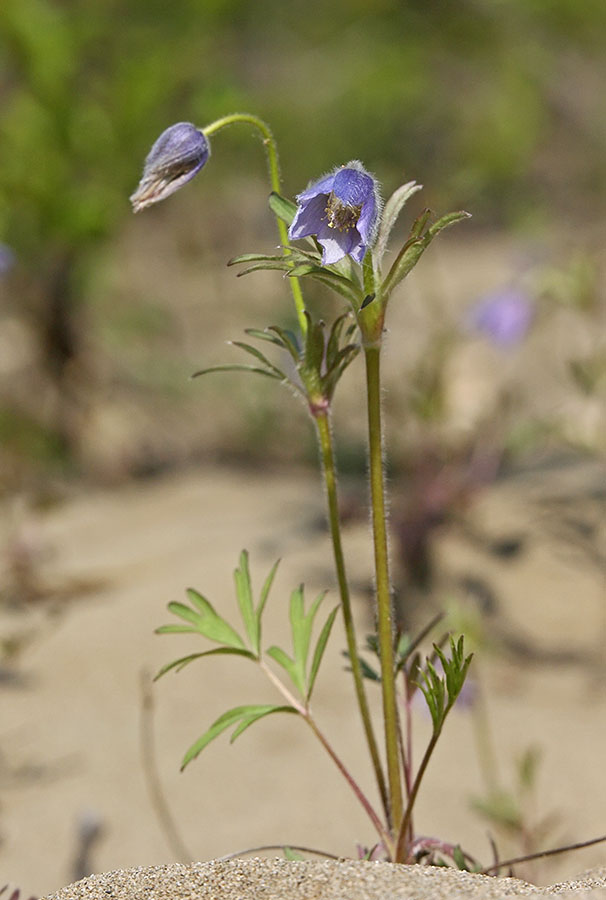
[325,192,362,232]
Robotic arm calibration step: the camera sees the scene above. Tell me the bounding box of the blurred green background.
[1,0,605,487]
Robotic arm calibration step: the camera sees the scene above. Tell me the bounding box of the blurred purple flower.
[0,244,15,277]
[130,122,210,212]
[466,288,534,348]
[289,161,381,265]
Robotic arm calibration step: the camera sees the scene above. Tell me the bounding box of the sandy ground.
[1,455,606,897]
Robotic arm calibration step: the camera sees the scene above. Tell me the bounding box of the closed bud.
[130,122,210,212]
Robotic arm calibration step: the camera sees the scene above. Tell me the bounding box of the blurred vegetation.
[0,0,605,485]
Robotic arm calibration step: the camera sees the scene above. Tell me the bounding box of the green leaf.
[283,847,304,861]
[287,264,363,307]
[307,605,338,700]
[244,327,286,348]
[154,647,256,680]
[168,591,248,650]
[452,845,469,871]
[269,191,297,225]
[235,261,292,277]
[229,704,296,742]
[381,209,471,301]
[373,180,423,272]
[181,704,296,770]
[325,312,350,370]
[301,315,325,377]
[229,340,288,380]
[267,326,301,362]
[191,364,284,380]
[234,550,257,654]
[155,624,200,634]
[266,644,301,693]
[427,210,471,239]
[256,557,280,640]
[227,252,287,266]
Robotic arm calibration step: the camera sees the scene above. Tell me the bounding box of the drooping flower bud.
[130,122,210,212]
[288,161,381,265]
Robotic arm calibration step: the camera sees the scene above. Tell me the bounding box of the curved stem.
[203,113,307,336]
[314,411,389,821]
[364,344,403,834]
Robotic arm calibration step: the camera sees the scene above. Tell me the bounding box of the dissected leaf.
[234,550,256,654]
[154,647,255,680]
[191,363,284,380]
[267,644,301,695]
[228,252,288,266]
[307,605,338,700]
[181,704,297,770]
[373,180,423,273]
[163,592,247,650]
[257,557,280,638]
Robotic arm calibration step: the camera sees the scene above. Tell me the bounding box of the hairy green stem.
[395,723,444,862]
[314,410,389,821]
[203,113,307,336]
[364,344,403,835]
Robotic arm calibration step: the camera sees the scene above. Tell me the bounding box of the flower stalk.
[314,409,389,821]
[364,342,403,833]
[203,114,307,336]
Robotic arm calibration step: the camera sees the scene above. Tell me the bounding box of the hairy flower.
[466,288,534,348]
[289,161,381,265]
[130,122,210,212]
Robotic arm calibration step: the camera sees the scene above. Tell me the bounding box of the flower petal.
[130,122,210,212]
[289,194,328,240]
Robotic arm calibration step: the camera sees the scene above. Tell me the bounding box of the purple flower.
[289,161,381,265]
[0,243,15,277]
[466,288,534,348]
[130,122,210,212]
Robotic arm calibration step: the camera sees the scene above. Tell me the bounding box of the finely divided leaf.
[234,550,257,654]
[374,180,423,273]
[154,647,255,680]
[181,704,297,770]
[162,591,247,650]
[307,605,338,700]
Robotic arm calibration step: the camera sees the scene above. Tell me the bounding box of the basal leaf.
[155,623,199,635]
[267,644,303,696]
[229,704,297,742]
[234,550,257,654]
[307,605,338,700]
[154,647,255,680]
[183,588,247,649]
[256,557,280,639]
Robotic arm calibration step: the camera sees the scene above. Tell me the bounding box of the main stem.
[314,411,389,822]
[203,113,307,336]
[364,344,403,834]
